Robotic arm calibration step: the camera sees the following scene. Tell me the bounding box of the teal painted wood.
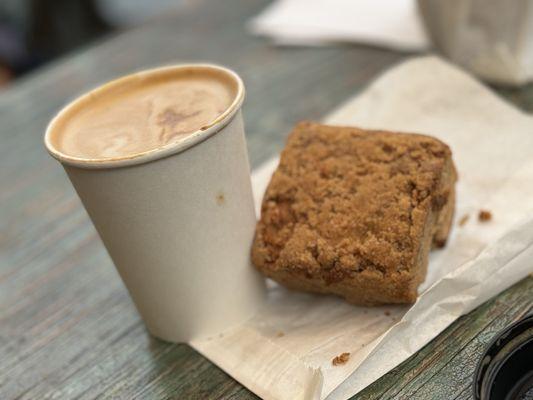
[0,0,531,398]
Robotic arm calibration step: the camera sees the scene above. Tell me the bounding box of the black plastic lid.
[474,314,533,400]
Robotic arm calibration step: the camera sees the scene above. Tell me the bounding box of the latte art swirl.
[49,68,237,160]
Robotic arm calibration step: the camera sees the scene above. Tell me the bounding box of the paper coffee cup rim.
[44,63,245,169]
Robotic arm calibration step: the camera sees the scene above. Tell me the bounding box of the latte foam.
[48,67,238,161]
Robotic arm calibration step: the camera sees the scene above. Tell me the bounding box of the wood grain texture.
[0,0,531,399]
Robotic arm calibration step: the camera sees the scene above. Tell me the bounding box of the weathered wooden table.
[1,0,532,398]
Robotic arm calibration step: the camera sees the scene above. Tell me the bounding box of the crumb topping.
[252,121,452,282]
[478,210,492,222]
[332,352,350,366]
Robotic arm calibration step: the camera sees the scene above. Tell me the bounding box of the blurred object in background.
[0,0,184,87]
[249,0,430,51]
[2,0,531,88]
[418,0,533,86]
[250,0,533,87]
[0,0,110,86]
[0,0,34,85]
[30,0,110,62]
[96,0,184,27]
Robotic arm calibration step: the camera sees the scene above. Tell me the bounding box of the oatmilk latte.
[44,65,266,342]
[47,67,238,161]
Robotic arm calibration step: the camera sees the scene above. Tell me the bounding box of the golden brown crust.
[251,121,457,305]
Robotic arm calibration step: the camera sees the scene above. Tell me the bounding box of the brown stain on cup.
[216,192,225,205]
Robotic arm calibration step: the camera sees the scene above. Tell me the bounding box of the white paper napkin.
[249,0,430,51]
[191,56,533,400]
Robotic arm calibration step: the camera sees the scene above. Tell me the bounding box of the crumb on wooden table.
[332,352,350,366]
[276,331,284,338]
[458,214,469,226]
[384,310,391,316]
[478,210,492,222]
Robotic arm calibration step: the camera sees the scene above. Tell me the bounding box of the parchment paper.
[190,56,533,400]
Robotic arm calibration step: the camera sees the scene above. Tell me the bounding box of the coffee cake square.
[251,121,456,305]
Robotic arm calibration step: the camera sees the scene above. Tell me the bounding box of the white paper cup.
[44,65,267,343]
[418,0,533,85]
